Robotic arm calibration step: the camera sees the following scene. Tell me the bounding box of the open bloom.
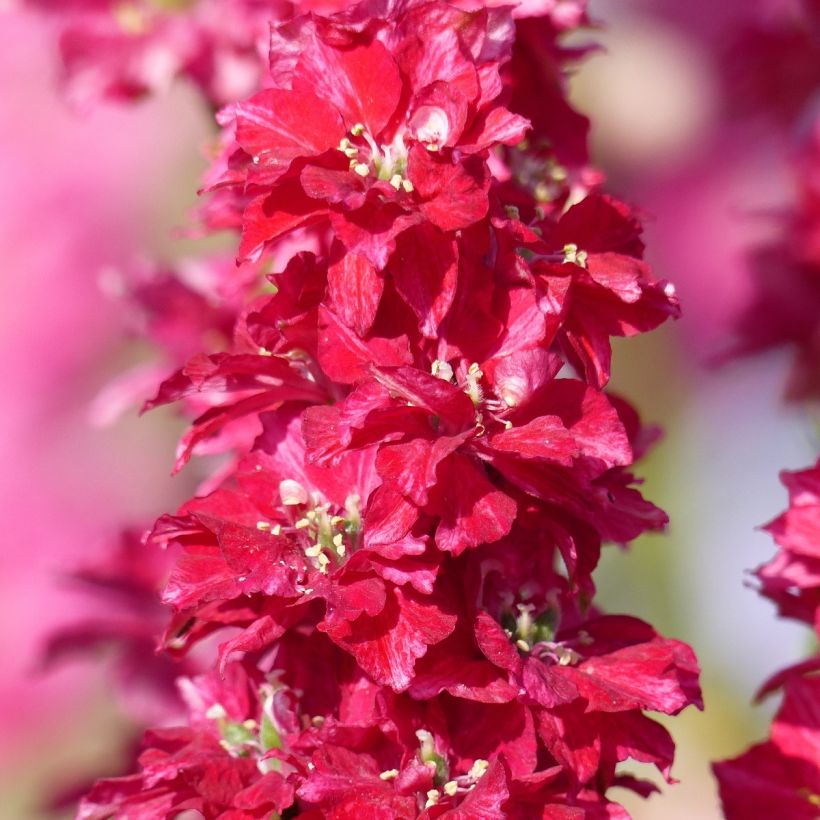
[215,0,529,266]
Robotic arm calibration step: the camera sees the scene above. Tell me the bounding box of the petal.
[390,223,459,338]
[327,251,384,337]
[295,38,402,135]
[236,88,344,184]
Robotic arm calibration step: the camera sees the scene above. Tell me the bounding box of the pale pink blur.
[0,7,207,794]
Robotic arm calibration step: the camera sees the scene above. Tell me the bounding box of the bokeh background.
[0,0,815,816]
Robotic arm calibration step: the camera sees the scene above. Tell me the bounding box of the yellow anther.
[425,790,440,808]
[294,518,311,529]
[353,163,370,177]
[332,533,344,548]
[401,179,414,193]
[515,639,530,652]
[563,243,587,268]
[533,182,551,203]
[271,524,282,536]
[256,521,271,531]
[317,553,330,574]
[443,781,459,796]
[379,769,399,781]
[468,759,489,780]
[351,123,365,136]
[432,359,454,382]
[258,347,272,356]
[389,174,403,190]
[305,544,323,558]
[425,143,440,152]
[551,164,568,181]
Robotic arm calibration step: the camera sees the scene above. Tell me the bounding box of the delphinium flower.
[714,462,820,818]
[32,0,704,816]
[713,2,820,815]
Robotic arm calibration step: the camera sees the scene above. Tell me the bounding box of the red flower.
[715,676,820,819]
[755,459,820,626]
[216,0,529,266]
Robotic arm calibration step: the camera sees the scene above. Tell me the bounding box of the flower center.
[338,124,414,192]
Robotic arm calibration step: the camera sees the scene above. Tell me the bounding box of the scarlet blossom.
[216,0,529,267]
[714,676,820,820]
[755,460,820,627]
[714,461,820,817]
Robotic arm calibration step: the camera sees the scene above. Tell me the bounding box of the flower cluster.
[713,2,820,814]
[714,463,820,817]
[35,0,704,816]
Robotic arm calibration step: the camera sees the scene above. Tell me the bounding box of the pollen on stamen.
[468,759,489,780]
[389,174,402,190]
[443,781,459,797]
[256,521,271,531]
[353,162,370,177]
[402,179,414,193]
[432,359,454,382]
[338,138,358,159]
[351,123,365,136]
[379,769,399,781]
